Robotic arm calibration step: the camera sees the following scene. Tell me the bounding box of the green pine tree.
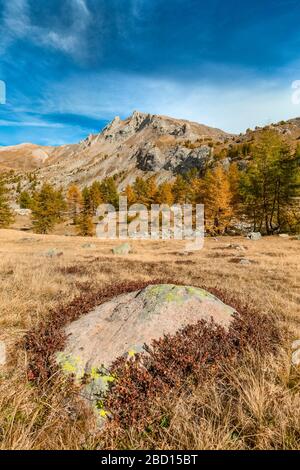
[100,177,119,208]
[19,190,33,209]
[240,130,300,233]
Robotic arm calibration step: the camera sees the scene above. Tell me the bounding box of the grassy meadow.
[0,229,299,449]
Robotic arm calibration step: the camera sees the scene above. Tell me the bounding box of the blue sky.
[1,0,300,145]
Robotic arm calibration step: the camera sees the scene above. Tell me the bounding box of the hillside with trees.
[1,128,299,237]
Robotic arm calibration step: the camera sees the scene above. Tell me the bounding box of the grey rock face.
[103,111,150,143]
[175,146,212,173]
[137,143,212,174]
[136,145,165,171]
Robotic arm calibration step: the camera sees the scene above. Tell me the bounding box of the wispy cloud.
[0,119,64,128]
[39,71,297,134]
[0,0,91,59]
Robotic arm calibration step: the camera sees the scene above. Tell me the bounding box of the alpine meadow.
[0,0,300,456]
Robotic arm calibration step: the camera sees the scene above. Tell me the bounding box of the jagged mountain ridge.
[0,111,230,189]
[1,111,300,190]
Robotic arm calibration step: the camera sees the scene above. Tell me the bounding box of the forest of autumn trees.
[1,129,299,236]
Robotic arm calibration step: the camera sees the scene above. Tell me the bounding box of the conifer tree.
[133,177,150,206]
[18,190,33,209]
[157,182,174,205]
[172,175,189,204]
[203,165,233,235]
[147,176,158,206]
[124,184,136,206]
[89,181,103,214]
[67,184,83,223]
[100,177,119,208]
[76,212,94,236]
[31,184,66,234]
[240,130,300,233]
[0,180,14,228]
[228,162,241,211]
[82,186,93,215]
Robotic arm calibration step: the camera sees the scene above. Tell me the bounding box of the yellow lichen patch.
[90,367,102,380]
[147,284,212,305]
[56,352,85,381]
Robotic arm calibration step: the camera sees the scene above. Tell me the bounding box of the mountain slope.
[1,111,300,190]
[0,111,230,189]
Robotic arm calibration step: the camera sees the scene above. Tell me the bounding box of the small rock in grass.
[112,243,132,255]
[20,237,38,242]
[226,244,247,252]
[239,259,252,266]
[292,340,300,351]
[44,248,64,258]
[247,232,262,241]
[0,341,6,366]
[292,349,300,367]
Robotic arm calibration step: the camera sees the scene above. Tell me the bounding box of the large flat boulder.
[57,284,236,380]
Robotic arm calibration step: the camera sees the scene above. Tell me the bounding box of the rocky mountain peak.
[8,111,300,193]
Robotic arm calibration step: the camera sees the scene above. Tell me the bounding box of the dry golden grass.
[0,228,299,449]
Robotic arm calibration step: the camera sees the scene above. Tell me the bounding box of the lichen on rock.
[56,284,236,421]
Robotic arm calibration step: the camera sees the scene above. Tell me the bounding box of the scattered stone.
[292,349,300,367]
[292,340,300,351]
[112,243,132,255]
[239,259,252,266]
[279,234,290,239]
[226,244,247,252]
[178,250,193,256]
[0,341,6,366]
[14,208,31,216]
[44,248,64,258]
[82,243,96,249]
[20,237,37,242]
[247,232,262,241]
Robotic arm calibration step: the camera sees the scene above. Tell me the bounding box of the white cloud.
[0,0,91,58]
[0,118,64,128]
[39,71,299,134]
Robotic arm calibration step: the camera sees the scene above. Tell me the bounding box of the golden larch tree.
[67,184,83,224]
[203,165,233,235]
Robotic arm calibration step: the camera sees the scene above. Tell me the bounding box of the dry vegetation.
[0,229,299,449]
